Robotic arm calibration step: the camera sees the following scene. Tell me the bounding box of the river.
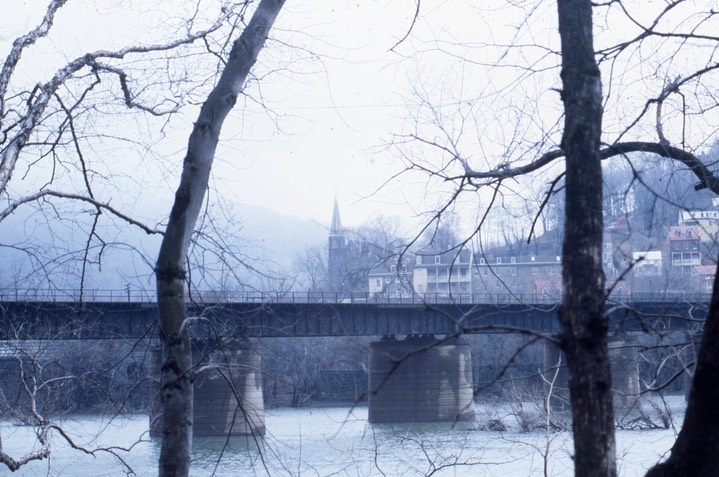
[1,400,682,476]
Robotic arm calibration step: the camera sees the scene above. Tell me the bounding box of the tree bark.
[645,262,719,476]
[556,2,616,477]
[154,1,284,476]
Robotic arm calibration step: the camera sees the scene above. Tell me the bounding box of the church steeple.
[330,196,343,235]
[328,197,347,291]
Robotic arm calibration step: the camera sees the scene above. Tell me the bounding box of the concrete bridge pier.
[542,336,641,410]
[682,335,701,399]
[368,335,475,423]
[149,341,265,437]
[608,338,641,407]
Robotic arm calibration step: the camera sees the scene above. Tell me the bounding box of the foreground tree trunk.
[154,1,285,475]
[556,2,616,476]
[645,262,719,476]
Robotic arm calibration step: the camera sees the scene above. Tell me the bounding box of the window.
[384,277,391,284]
[496,257,502,264]
[688,230,693,237]
[511,267,516,276]
[483,269,489,276]
[416,255,422,265]
[511,257,516,264]
[434,256,441,264]
[480,257,486,264]
[532,267,538,275]
[375,279,381,287]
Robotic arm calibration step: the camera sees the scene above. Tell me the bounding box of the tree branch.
[0,0,69,115]
[0,7,233,197]
[0,189,161,234]
[459,141,719,195]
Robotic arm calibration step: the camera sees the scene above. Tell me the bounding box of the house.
[367,259,413,298]
[412,248,473,296]
[695,265,716,293]
[631,250,663,277]
[473,253,562,301]
[667,225,701,275]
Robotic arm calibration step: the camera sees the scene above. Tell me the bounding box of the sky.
[1,1,533,234]
[207,1,507,231]
[0,3,393,227]
[2,1,503,288]
[4,0,715,290]
[209,2,420,228]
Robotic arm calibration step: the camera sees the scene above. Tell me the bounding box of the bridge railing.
[0,288,155,303]
[0,288,712,305]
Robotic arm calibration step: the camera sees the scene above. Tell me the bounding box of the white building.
[412,248,473,296]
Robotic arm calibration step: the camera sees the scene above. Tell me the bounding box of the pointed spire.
[330,196,343,235]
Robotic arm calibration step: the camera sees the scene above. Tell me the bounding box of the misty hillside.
[0,202,328,292]
[234,203,329,270]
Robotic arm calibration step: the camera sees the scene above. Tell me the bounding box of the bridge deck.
[0,299,707,340]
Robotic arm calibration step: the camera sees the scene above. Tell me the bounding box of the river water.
[2,401,682,476]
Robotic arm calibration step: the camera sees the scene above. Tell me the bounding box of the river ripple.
[1,400,682,476]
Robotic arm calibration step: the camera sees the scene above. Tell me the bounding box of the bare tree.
[294,244,329,293]
[391,1,719,475]
[0,1,263,471]
[555,4,615,475]
[0,2,247,291]
[0,324,150,473]
[154,1,285,475]
[418,211,461,251]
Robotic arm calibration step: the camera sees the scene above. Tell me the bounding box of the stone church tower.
[327,197,348,291]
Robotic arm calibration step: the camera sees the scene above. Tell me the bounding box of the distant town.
[323,199,719,301]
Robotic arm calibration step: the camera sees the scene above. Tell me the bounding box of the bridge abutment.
[149,341,265,437]
[368,335,475,423]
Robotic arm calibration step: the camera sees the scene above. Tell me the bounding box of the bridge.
[0,290,709,436]
[0,290,709,340]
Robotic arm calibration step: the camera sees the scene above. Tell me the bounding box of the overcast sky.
[3,1,717,291]
[4,2,704,239]
[2,1,543,236]
[2,2,434,229]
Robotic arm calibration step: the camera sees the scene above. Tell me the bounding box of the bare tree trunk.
[645,262,719,476]
[154,1,284,475]
[556,2,616,477]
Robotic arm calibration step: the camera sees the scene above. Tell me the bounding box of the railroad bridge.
[0,291,708,436]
